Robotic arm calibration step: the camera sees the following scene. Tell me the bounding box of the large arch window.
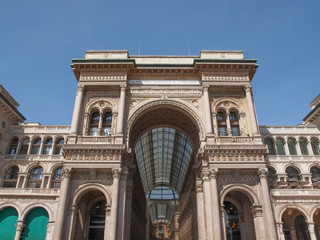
[276,138,286,155]
[0,207,18,239]
[7,137,19,155]
[102,111,112,136]
[42,138,53,155]
[264,138,276,155]
[3,166,19,188]
[217,111,227,136]
[54,138,64,155]
[267,167,277,189]
[286,167,301,188]
[224,201,241,240]
[288,138,297,155]
[51,167,63,188]
[31,138,41,154]
[28,167,43,188]
[19,138,30,154]
[311,138,320,155]
[230,111,240,136]
[294,215,311,240]
[89,111,100,136]
[299,138,309,155]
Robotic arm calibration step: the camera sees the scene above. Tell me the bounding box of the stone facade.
[0,51,319,240]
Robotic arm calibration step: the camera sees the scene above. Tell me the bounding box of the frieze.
[87,91,119,98]
[127,89,202,97]
[80,74,127,81]
[202,75,249,81]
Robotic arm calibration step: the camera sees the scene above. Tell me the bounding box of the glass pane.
[276,139,286,155]
[311,139,320,155]
[288,138,297,155]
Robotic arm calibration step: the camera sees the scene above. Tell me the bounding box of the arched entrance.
[127,104,202,239]
[313,208,320,239]
[0,207,18,240]
[21,207,49,240]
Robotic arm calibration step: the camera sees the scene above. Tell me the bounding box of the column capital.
[71,204,78,213]
[120,84,127,90]
[244,85,252,92]
[201,170,211,182]
[195,182,203,193]
[251,204,263,218]
[62,168,72,180]
[112,168,122,179]
[203,85,209,91]
[77,84,85,92]
[258,168,268,179]
[15,221,24,231]
[209,168,218,179]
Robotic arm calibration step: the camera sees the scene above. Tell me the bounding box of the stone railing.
[0,188,60,195]
[76,136,115,144]
[3,154,64,161]
[216,136,254,144]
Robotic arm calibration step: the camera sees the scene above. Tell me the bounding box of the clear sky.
[1,0,319,126]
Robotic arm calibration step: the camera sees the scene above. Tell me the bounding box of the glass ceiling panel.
[135,127,193,194]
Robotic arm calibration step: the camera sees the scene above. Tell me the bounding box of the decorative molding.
[112,169,122,179]
[201,171,211,182]
[127,89,202,98]
[202,74,249,82]
[258,168,268,179]
[251,205,263,217]
[80,74,127,81]
[62,168,72,180]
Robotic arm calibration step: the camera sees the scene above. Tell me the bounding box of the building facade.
[0,50,319,240]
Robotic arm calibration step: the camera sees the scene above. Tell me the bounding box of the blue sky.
[1,0,319,126]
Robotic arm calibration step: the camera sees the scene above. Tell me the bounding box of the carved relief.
[202,75,250,82]
[80,74,126,81]
[127,89,202,98]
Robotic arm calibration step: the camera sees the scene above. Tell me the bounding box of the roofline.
[0,91,26,121]
[303,102,320,121]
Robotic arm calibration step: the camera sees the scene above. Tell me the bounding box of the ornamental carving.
[251,205,263,217]
[201,171,211,182]
[209,169,218,179]
[79,74,126,81]
[202,75,249,82]
[195,183,203,193]
[258,168,268,179]
[127,89,202,98]
[112,169,122,179]
[62,168,72,180]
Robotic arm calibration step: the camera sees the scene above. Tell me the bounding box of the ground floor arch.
[21,207,49,240]
[0,206,18,240]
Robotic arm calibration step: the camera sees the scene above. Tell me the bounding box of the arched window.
[311,167,320,188]
[299,138,309,155]
[3,166,19,188]
[42,138,53,155]
[217,111,227,136]
[51,167,63,188]
[276,138,286,155]
[7,137,18,155]
[264,138,275,155]
[224,201,241,240]
[54,138,64,155]
[28,167,43,188]
[89,111,100,136]
[311,138,320,155]
[286,167,300,188]
[102,111,112,136]
[288,138,297,155]
[294,215,311,240]
[31,138,41,154]
[88,200,106,239]
[19,138,29,154]
[268,167,277,189]
[230,111,240,136]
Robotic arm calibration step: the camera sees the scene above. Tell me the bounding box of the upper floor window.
[286,166,300,188]
[19,138,29,154]
[299,138,309,155]
[54,138,64,155]
[276,138,286,155]
[3,166,19,188]
[51,167,63,188]
[28,166,43,188]
[31,138,41,154]
[102,111,112,136]
[43,138,53,155]
[7,137,19,155]
[89,111,100,136]
[267,167,277,188]
[264,138,275,155]
[288,138,297,155]
[311,138,320,155]
[217,111,227,136]
[229,111,240,136]
[311,167,320,188]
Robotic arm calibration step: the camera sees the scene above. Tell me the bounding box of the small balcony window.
[54,138,64,155]
[7,137,19,155]
[288,138,297,155]
[89,111,100,136]
[3,166,19,188]
[28,167,43,188]
[19,138,30,154]
[43,138,53,155]
[51,167,63,188]
[230,112,240,136]
[217,111,227,136]
[31,138,41,154]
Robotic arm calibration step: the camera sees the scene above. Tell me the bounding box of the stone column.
[221,206,226,240]
[251,205,265,240]
[277,222,285,240]
[239,112,246,136]
[307,222,317,240]
[258,168,278,240]
[201,170,213,240]
[145,199,150,240]
[98,112,103,136]
[67,204,78,240]
[212,112,218,136]
[203,85,213,134]
[14,221,24,240]
[244,85,259,135]
[290,227,298,240]
[53,168,72,240]
[284,140,290,156]
[209,169,222,240]
[124,181,133,240]
[109,168,121,240]
[70,85,85,134]
[195,180,206,240]
[116,85,126,134]
[226,112,232,136]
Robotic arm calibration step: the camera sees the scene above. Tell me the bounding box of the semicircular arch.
[220,184,260,206]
